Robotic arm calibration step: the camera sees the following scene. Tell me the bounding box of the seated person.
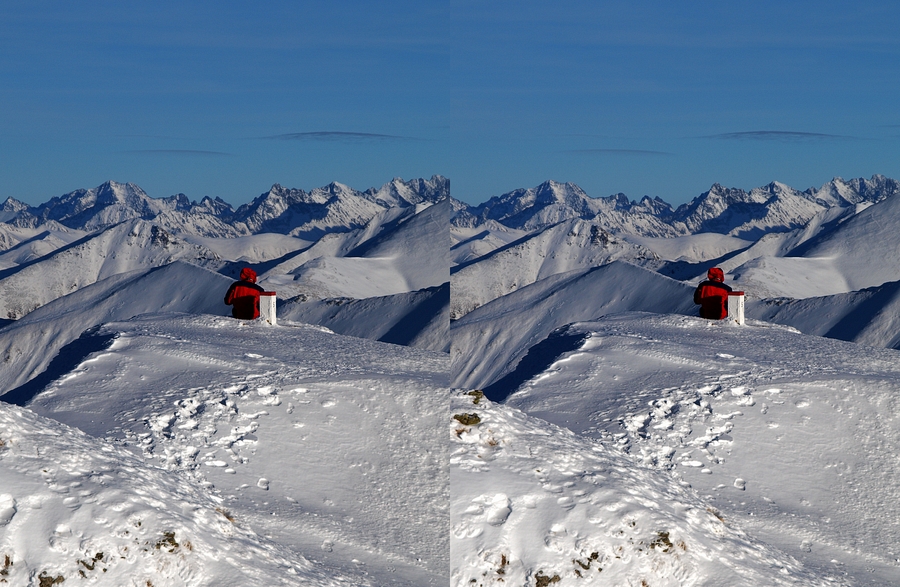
[224,267,265,319]
[693,267,732,319]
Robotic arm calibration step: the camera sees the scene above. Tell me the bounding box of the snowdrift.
[451,391,831,587]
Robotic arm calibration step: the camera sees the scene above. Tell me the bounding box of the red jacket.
[694,279,733,319]
[225,268,265,319]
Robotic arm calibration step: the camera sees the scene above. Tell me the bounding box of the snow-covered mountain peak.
[363,175,450,208]
[804,174,900,208]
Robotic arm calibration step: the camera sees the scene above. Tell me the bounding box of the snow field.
[504,313,900,585]
[450,391,831,587]
[19,313,450,586]
[0,403,349,587]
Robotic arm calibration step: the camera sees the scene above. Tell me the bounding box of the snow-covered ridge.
[2,176,449,239]
[454,175,900,238]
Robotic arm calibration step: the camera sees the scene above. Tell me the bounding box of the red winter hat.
[240,267,257,283]
[707,267,724,282]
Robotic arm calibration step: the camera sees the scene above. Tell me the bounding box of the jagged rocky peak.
[161,192,192,212]
[0,197,30,213]
[803,174,900,208]
[92,180,149,204]
[363,175,450,207]
[192,196,234,216]
[636,195,675,217]
[530,180,590,207]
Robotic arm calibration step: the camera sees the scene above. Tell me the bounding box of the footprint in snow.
[467,494,511,526]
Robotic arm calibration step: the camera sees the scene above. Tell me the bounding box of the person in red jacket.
[693,267,733,319]
[224,267,266,320]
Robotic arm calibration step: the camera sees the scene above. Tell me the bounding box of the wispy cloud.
[706,131,852,142]
[264,131,416,142]
[564,148,672,156]
[124,149,232,156]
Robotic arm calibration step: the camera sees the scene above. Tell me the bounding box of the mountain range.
[5,171,900,584]
[453,174,900,238]
[451,174,900,327]
[2,176,448,238]
[0,177,449,351]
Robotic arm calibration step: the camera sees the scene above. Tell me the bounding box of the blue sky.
[2,1,899,206]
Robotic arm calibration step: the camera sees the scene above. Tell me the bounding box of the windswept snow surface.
[451,262,698,391]
[0,261,234,394]
[450,219,660,319]
[451,392,831,587]
[280,282,450,352]
[486,312,900,586]
[0,402,365,586]
[11,313,449,586]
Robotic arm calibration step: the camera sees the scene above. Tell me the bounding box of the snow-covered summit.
[362,175,449,208]
[802,174,900,208]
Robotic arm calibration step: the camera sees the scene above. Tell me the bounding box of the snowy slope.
[262,202,449,302]
[0,223,87,269]
[747,279,900,349]
[779,189,900,292]
[180,233,314,265]
[450,221,530,266]
[451,262,698,390]
[0,220,223,319]
[280,282,450,352]
[13,313,449,586]
[626,233,753,266]
[699,190,900,300]
[346,200,449,290]
[259,206,420,279]
[0,402,370,587]
[0,262,234,395]
[494,313,900,585]
[451,390,833,587]
[450,219,661,319]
